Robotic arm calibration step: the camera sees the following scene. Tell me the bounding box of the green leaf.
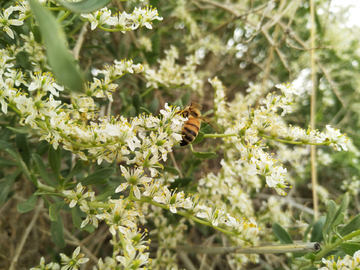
[0,141,15,151]
[331,193,349,228]
[140,107,151,115]
[65,160,86,183]
[0,169,21,206]
[49,201,66,222]
[49,146,62,181]
[341,243,360,256]
[5,148,31,180]
[202,109,214,117]
[169,177,192,189]
[173,99,183,109]
[7,126,29,134]
[322,200,336,243]
[0,157,17,167]
[32,154,55,186]
[272,222,293,244]
[340,213,360,236]
[28,0,85,93]
[71,206,83,229]
[55,0,111,13]
[191,131,205,145]
[303,218,315,243]
[192,150,217,159]
[80,167,116,186]
[181,91,190,106]
[51,215,66,248]
[312,216,326,242]
[148,98,159,114]
[133,93,142,116]
[17,194,37,213]
[163,166,180,175]
[95,187,116,201]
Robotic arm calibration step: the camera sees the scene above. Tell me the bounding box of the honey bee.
[176,102,219,147]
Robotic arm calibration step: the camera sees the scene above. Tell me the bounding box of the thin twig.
[9,199,44,270]
[178,251,197,270]
[177,242,321,254]
[310,0,319,220]
[72,22,88,60]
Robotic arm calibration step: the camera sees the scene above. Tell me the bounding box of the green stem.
[259,133,331,146]
[315,229,360,260]
[140,87,155,98]
[127,195,241,239]
[37,181,56,192]
[98,26,131,32]
[203,133,237,138]
[58,11,71,23]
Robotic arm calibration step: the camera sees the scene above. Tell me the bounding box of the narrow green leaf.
[272,222,293,244]
[55,0,111,13]
[192,151,217,159]
[28,0,85,93]
[7,126,29,134]
[95,187,116,201]
[64,160,86,183]
[173,100,183,109]
[163,166,180,175]
[49,201,66,222]
[140,107,151,115]
[340,213,360,236]
[181,91,190,107]
[312,216,326,243]
[322,200,336,243]
[81,167,116,186]
[303,218,315,243]
[202,109,214,117]
[0,157,17,166]
[341,243,360,256]
[71,206,83,229]
[133,93,142,115]
[17,194,37,213]
[5,148,31,180]
[332,212,345,228]
[51,215,66,248]
[0,169,21,206]
[32,154,54,186]
[331,193,349,228]
[49,146,62,181]
[0,141,15,151]
[71,205,96,233]
[170,177,192,189]
[148,98,159,114]
[191,131,205,145]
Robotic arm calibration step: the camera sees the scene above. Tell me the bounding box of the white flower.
[60,246,89,270]
[0,7,23,39]
[30,256,60,270]
[63,183,95,208]
[28,72,64,96]
[116,244,150,269]
[115,165,152,199]
[196,206,226,227]
[153,187,192,213]
[81,7,111,30]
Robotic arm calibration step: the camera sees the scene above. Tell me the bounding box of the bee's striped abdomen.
[180,117,200,146]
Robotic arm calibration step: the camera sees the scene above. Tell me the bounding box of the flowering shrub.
[0,0,359,270]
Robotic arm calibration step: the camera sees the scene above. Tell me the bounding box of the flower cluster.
[144,45,204,94]
[318,251,360,270]
[81,6,163,32]
[209,78,349,196]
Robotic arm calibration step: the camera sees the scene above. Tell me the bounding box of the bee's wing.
[190,102,202,110]
[199,117,220,132]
